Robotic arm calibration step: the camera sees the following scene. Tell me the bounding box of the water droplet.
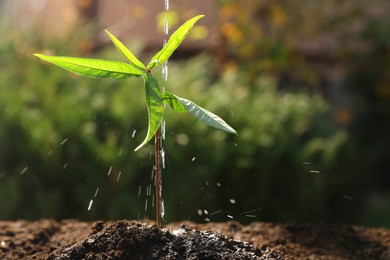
[118,149,123,156]
[204,218,210,222]
[197,209,203,216]
[60,138,68,146]
[161,120,166,140]
[164,0,169,11]
[192,157,196,161]
[310,170,320,174]
[131,129,137,138]
[138,185,142,197]
[302,161,311,165]
[161,200,165,219]
[86,238,95,244]
[245,214,256,218]
[241,208,263,215]
[229,198,236,204]
[20,167,28,175]
[48,150,52,156]
[227,215,234,219]
[160,148,166,169]
[343,195,352,200]
[62,163,68,170]
[116,171,122,182]
[107,166,112,176]
[203,209,209,215]
[144,198,148,212]
[209,210,222,216]
[87,199,93,211]
[164,18,169,37]
[216,182,222,187]
[94,187,99,197]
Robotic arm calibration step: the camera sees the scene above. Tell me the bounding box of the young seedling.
[34,15,237,227]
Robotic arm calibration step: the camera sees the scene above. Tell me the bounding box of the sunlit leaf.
[147,15,205,69]
[34,54,143,79]
[105,30,146,70]
[135,74,164,151]
[162,91,237,135]
[161,91,187,112]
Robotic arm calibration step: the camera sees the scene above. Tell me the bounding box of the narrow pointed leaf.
[34,54,143,79]
[105,30,146,70]
[163,92,237,135]
[161,92,187,112]
[147,15,204,69]
[135,74,164,151]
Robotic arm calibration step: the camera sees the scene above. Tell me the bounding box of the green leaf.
[135,74,164,151]
[147,15,204,69]
[161,92,187,112]
[105,30,146,70]
[162,91,237,135]
[34,54,143,79]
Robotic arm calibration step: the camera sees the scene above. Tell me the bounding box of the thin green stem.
[154,130,161,228]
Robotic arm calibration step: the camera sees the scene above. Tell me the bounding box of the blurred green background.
[0,0,389,227]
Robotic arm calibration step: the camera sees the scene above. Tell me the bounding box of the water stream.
[155,0,170,224]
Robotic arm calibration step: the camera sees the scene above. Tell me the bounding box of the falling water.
[154,0,170,225]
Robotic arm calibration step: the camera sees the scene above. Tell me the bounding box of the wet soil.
[0,219,389,259]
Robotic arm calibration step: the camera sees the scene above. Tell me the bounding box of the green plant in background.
[34,15,237,227]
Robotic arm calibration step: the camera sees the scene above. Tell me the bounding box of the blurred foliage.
[0,26,351,224]
[216,0,389,90]
[0,0,389,227]
[216,0,390,226]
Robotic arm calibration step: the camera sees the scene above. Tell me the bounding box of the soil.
[0,219,389,259]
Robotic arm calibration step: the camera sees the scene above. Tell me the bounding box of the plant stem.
[154,131,161,228]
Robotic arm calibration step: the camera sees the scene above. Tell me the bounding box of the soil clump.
[0,219,389,259]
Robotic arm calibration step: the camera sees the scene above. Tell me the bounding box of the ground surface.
[0,219,389,259]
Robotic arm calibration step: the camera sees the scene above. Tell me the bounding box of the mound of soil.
[0,219,389,259]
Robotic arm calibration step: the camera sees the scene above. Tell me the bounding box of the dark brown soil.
[0,219,389,259]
